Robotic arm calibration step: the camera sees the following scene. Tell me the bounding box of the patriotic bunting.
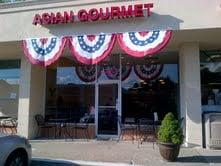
[104,65,119,80]
[121,65,132,81]
[134,64,163,81]
[22,30,172,66]
[104,65,132,81]
[117,30,172,57]
[68,34,116,65]
[23,37,66,66]
[76,65,101,82]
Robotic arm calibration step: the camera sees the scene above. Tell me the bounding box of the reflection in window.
[98,54,120,81]
[0,60,20,118]
[122,61,179,121]
[201,52,221,106]
[45,65,95,123]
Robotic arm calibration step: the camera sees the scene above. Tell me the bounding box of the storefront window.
[200,52,221,111]
[45,59,95,123]
[45,54,179,125]
[121,55,179,121]
[0,60,20,118]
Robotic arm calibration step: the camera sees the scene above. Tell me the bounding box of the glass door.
[96,82,120,137]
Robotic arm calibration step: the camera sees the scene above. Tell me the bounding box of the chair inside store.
[35,114,55,138]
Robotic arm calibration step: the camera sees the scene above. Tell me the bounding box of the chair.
[35,114,55,138]
[118,116,137,142]
[1,118,17,134]
[74,117,90,140]
[0,118,7,133]
[137,117,155,148]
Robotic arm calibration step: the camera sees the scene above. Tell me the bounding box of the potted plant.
[157,112,183,161]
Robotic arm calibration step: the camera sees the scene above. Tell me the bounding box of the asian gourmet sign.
[33,3,154,25]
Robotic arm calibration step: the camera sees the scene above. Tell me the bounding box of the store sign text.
[33,3,154,25]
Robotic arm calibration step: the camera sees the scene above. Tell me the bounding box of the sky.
[0,69,20,85]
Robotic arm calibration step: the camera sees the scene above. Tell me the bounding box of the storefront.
[1,0,221,147]
[41,52,178,138]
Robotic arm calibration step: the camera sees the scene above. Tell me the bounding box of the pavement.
[30,140,221,166]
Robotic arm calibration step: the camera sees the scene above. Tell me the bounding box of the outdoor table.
[72,123,89,139]
[123,123,138,141]
[48,118,71,139]
[0,117,8,133]
[0,117,17,134]
[137,122,159,149]
[0,116,10,128]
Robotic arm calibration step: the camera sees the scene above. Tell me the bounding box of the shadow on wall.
[46,13,183,36]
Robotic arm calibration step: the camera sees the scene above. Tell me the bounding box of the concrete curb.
[32,157,141,166]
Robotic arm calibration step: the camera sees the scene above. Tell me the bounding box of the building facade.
[1,0,221,148]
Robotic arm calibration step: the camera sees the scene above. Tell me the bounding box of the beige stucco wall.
[0,0,221,42]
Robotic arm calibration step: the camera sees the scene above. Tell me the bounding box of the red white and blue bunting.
[23,37,66,66]
[117,30,172,58]
[134,64,163,81]
[104,65,132,81]
[75,65,102,82]
[22,30,172,66]
[104,65,119,80]
[121,65,132,81]
[68,34,116,65]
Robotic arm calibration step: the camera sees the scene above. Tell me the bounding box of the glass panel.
[98,84,118,135]
[121,54,179,122]
[200,52,221,110]
[98,84,118,106]
[45,58,95,123]
[98,54,120,81]
[0,60,20,118]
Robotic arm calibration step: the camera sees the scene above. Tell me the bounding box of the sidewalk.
[30,140,221,166]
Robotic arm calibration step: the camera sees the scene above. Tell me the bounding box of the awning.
[22,30,172,67]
